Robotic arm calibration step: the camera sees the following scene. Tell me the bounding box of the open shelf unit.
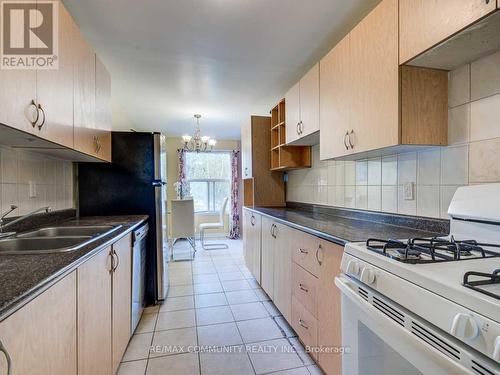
[270,99,311,171]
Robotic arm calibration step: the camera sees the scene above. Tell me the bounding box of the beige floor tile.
[194,281,223,294]
[247,338,303,374]
[253,288,271,301]
[195,292,228,308]
[262,301,282,317]
[169,274,193,286]
[150,327,197,358]
[289,337,315,366]
[160,295,194,312]
[117,359,147,375]
[135,312,157,334]
[307,364,324,375]
[200,345,253,375]
[230,302,269,321]
[237,317,284,343]
[193,273,220,284]
[197,322,243,347]
[275,316,296,338]
[196,305,235,326]
[273,367,311,375]
[122,332,153,362]
[246,278,261,289]
[221,279,252,291]
[225,289,259,305]
[218,271,245,281]
[146,352,199,375]
[143,305,160,314]
[156,309,196,331]
[168,284,194,297]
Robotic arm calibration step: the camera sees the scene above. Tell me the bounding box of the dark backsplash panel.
[286,201,450,235]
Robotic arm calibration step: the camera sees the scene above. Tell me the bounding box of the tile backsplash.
[0,146,74,216]
[287,50,500,219]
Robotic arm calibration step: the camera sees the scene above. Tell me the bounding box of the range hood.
[406,10,500,71]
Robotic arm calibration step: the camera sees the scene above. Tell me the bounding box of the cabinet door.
[399,0,497,64]
[285,81,300,144]
[35,1,74,148]
[260,216,275,298]
[241,120,252,178]
[78,247,112,375]
[273,223,292,321]
[95,56,112,162]
[0,272,77,375]
[299,63,320,138]
[243,210,262,282]
[317,241,343,375]
[73,24,97,158]
[0,74,36,134]
[349,0,399,154]
[319,35,351,160]
[112,234,132,373]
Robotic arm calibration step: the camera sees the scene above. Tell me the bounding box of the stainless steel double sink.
[0,225,121,255]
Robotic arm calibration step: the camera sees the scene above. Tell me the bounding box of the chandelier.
[182,114,216,152]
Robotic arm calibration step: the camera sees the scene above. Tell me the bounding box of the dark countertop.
[245,206,448,246]
[0,215,148,321]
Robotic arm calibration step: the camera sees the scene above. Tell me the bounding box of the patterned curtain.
[176,149,187,199]
[229,150,240,239]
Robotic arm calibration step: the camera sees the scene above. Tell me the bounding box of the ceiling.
[62,0,379,140]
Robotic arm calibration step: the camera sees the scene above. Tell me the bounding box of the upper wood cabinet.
[286,64,320,145]
[95,56,112,162]
[320,35,351,160]
[319,0,448,160]
[35,1,74,148]
[399,0,497,64]
[0,272,77,375]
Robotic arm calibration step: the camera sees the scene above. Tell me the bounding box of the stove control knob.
[493,336,500,362]
[347,260,361,276]
[450,313,479,340]
[360,267,376,285]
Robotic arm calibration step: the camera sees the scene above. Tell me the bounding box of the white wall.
[287,50,500,219]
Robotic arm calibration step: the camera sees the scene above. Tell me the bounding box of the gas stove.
[338,184,500,373]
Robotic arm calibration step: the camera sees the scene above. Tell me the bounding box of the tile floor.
[118,239,324,375]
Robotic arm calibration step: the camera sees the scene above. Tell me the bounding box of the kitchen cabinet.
[319,0,448,160]
[273,223,292,321]
[261,216,275,298]
[112,234,132,374]
[399,0,497,64]
[77,246,113,375]
[286,64,320,145]
[243,209,262,283]
[35,1,74,148]
[95,56,112,162]
[0,272,77,375]
[319,35,351,160]
[241,115,285,207]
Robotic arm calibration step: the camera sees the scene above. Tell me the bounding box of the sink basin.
[17,225,118,238]
[0,237,93,255]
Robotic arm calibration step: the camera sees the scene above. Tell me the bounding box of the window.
[185,151,231,213]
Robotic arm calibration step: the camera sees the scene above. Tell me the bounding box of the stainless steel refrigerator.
[78,132,169,304]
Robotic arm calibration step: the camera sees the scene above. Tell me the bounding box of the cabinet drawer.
[292,262,318,318]
[292,230,322,277]
[291,296,318,358]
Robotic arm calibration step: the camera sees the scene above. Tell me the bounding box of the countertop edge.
[244,207,348,246]
[0,217,147,323]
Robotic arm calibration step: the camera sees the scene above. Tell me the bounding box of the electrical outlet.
[29,181,37,198]
[403,182,414,200]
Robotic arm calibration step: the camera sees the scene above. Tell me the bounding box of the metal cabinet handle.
[1,339,13,375]
[107,252,114,273]
[296,122,300,135]
[316,244,323,266]
[299,283,309,293]
[298,319,309,330]
[112,250,120,272]
[299,248,308,254]
[299,121,303,134]
[244,167,248,177]
[344,132,349,150]
[273,224,278,238]
[250,215,255,226]
[29,99,39,127]
[347,130,354,149]
[94,136,102,153]
[37,104,46,130]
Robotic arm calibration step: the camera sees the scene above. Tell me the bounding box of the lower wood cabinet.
[261,216,275,299]
[243,209,262,283]
[0,272,77,375]
[273,223,292,321]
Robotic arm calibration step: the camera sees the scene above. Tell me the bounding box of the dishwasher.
[131,224,148,333]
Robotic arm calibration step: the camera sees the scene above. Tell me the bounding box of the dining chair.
[199,197,229,250]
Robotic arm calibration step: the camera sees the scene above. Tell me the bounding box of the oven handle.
[334,276,472,374]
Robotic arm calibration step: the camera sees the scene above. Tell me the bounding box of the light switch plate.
[403,182,414,200]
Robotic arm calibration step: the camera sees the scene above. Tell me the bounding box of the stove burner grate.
[463,269,500,300]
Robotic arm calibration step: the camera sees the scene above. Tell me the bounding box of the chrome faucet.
[0,206,51,238]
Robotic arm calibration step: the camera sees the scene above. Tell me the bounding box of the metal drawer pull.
[112,250,120,272]
[316,244,323,266]
[299,283,309,292]
[347,130,354,149]
[299,248,308,254]
[344,132,349,150]
[0,339,12,375]
[298,319,309,330]
[250,215,255,226]
[29,99,39,127]
[37,104,46,130]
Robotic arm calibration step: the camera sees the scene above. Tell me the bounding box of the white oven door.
[335,276,473,375]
